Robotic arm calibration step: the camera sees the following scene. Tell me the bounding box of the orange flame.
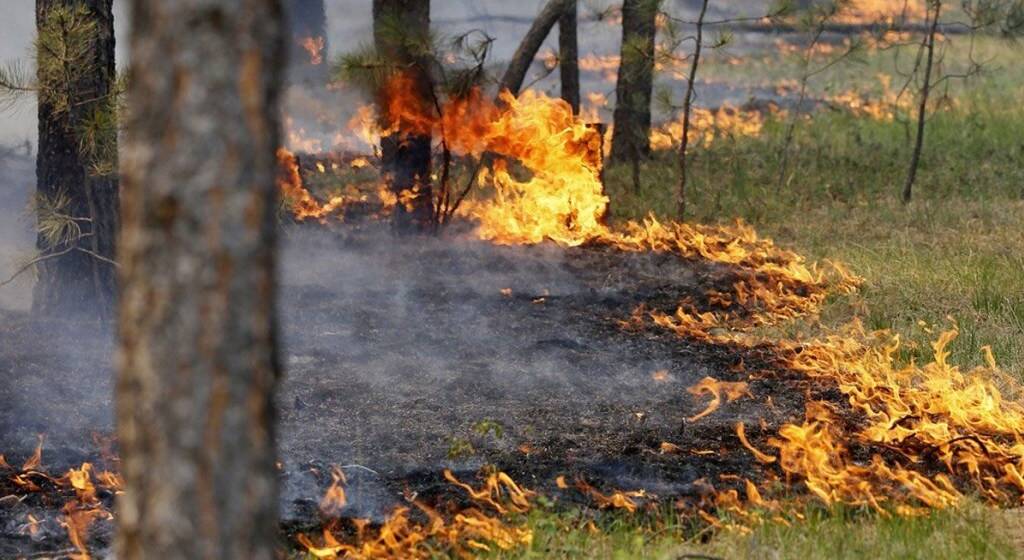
[687,377,752,422]
[298,469,534,559]
[300,36,325,65]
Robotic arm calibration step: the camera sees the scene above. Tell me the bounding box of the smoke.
[270,225,723,520]
[0,148,34,311]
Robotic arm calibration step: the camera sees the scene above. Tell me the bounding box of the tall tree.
[286,0,329,86]
[116,0,284,558]
[609,0,660,164]
[373,0,434,233]
[32,0,118,318]
[559,0,580,114]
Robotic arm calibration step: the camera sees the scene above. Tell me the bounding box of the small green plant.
[472,419,505,439]
[446,437,476,460]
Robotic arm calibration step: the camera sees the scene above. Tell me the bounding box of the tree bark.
[609,0,660,164]
[902,0,941,204]
[373,0,434,233]
[286,0,329,86]
[559,1,580,114]
[33,0,118,319]
[116,1,284,558]
[499,0,572,97]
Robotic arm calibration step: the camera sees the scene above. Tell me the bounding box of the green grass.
[603,48,1024,378]
[486,502,1019,560]
[511,35,1024,560]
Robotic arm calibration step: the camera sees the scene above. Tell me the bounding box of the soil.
[0,223,817,557]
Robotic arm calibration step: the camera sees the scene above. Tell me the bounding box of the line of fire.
[2,0,1023,559]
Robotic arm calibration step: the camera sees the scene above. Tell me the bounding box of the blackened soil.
[0,224,813,557]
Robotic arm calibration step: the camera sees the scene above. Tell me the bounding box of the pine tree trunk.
[559,1,580,114]
[373,0,434,234]
[286,0,329,86]
[115,0,285,558]
[609,0,659,164]
[33,0,118,319]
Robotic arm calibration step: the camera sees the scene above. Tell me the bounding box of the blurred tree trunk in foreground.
[33,0,118,318]
[559,0,580,114]
[286,0,329,86]
[609,0,660,164]
[116,0,284,558]
[373,0,435,234]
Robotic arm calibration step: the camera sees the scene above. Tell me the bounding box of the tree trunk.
[609,0,660,164]
[559,1,580,114]
[676,0,708,220]
[499,0,572,97]
[116,0,284,558]
[286,0,329,86]
[33,0,118,319]
[373,0,434,234]
[902,0,941,204]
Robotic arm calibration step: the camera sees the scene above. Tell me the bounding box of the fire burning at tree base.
[5,79,1024,556]
[2,0,1022,558]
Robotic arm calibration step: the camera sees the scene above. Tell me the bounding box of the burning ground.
[4,210,1022,557]
[3,67,1024,560]
[0,222,810,557]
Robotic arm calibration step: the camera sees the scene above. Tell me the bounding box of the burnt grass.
[0,221,839,556]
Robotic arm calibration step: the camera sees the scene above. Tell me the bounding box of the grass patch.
[602,51,1024,378]
[486,501,1017,560]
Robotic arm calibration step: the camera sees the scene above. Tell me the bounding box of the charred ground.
[0,220,822,556]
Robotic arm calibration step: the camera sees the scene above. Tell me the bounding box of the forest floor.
[479,37,1024,560]
[1,30,1022,560]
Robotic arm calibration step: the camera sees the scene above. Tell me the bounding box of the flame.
[735,422,777,464]
[649,104,769,151]
[266,68,1018,528]
[276,148,357,221]
[320,466,348,515]
[300,36,325,65]
[570,477,645,512]
[22,435,43,471]
[1,441,119,560]
[837,0,926,24]
[298,469,534,559]
[687,377,752,422]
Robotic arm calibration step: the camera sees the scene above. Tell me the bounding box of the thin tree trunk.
[676,0,708,220]
[116,0,285,558]
[499,0,572,97]
[609,0,660,164]
[374,0,434,233]
[559,0,580,114]
[286,0,329,86]
[902,0,941,204]
[777,11,832,191]
[33,0,118,319]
